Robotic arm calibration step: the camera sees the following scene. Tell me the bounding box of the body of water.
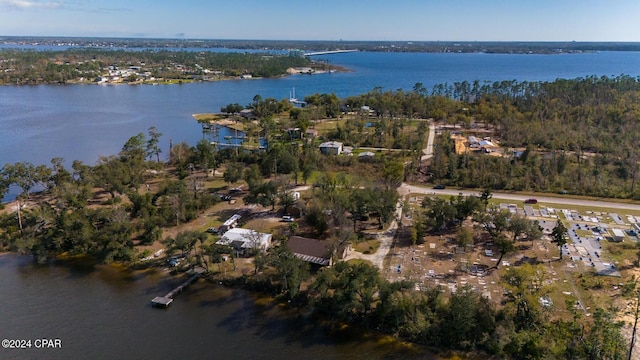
[2,50,640,359]
[0,254,424,360]
[2,51,640,169]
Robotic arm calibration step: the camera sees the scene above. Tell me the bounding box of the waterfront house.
[217,228,272,256]
[319,141,343,155]
[239,109,256,119]
[287,236,343,266]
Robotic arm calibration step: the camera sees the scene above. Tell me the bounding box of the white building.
[216,228,272,256]
[319,141,343,155]
[611,228,625,242]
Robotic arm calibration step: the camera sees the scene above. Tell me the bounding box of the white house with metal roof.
[216,228,272,256]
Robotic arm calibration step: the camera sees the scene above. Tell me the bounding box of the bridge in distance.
[304,49,358,56]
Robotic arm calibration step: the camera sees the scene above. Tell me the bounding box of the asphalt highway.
[399,184,640,212]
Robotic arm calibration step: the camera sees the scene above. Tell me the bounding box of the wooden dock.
[151,268,206,308]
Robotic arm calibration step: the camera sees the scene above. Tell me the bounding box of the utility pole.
[629,289,640,360]
[16,197,23,233]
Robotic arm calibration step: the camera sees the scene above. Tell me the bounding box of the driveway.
[345,201,403,270]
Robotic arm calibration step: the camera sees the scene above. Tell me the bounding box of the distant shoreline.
[4,36,640,54]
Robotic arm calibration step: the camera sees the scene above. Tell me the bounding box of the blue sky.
[1,0,639,41]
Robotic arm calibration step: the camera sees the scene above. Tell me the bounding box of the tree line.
[283,76,640,199]
[0,48,310,85]
[0,127,222,263]
[248,245,625,359]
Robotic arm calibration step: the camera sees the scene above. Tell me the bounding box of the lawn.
[347,258,374,266]
[353,239,381,254]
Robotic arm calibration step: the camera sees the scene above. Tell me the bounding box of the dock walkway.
[151,268,206,308]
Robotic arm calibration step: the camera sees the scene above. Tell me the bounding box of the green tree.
[278,191,296,214]
[494,233,515,268]
[146,126,163,163]
[166,230,204,259]
[223,162,244,184]
[193,138,217,174]
[456,227,474,248]
[479,188,493,210]
[551,220,568,259]
[439,285,497,350]
[581,307,627,360]
[244,181,279,210]
[508,213,533,242]
[312,261,383,325]
[422,196,457,233]
[382,160,404,190]
[267,244,310,299]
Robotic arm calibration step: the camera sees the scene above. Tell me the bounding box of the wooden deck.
[151,268,206,308]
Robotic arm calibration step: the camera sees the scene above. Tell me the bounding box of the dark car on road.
[433,184,445,189]
[524,198,538,204]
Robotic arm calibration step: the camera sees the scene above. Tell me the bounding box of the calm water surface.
[0,254,426,360]
[2,51,640,169]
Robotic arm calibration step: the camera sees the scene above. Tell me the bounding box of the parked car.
[433,184,445,189]
[281,215,294,222]
[168,258,181,267]
[206,227,219,234]
[524,198,538,204]
[214,193,231,201]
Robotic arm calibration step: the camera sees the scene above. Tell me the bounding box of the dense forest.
[0,48,310,84]
[318,76,640,198]
[249,260,628,359]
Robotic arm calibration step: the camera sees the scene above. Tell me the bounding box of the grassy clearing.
[192,113,225,122]
[347,258,374,266]
[353,239,381,254]
[601,241,638,265]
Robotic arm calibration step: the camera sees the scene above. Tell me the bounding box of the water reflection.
[0,254,435,360]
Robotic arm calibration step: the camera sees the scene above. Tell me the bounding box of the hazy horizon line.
[2,35,640,44]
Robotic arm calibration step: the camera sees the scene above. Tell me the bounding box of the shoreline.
[0,63,350,87]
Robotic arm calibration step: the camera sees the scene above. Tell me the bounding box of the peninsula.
[0,47,319,85]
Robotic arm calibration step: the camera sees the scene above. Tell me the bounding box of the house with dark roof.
[287,236,346,266]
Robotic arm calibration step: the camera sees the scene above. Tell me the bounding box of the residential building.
[217,228,272,256]
[287,236,334,266]
[319,141,343,155]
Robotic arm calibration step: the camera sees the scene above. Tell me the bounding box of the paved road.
[399,184,640,211]
[420,123,436,161]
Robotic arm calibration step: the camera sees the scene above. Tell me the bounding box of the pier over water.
[151,268,206,308]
